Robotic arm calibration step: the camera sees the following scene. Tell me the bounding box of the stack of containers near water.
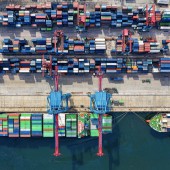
[95,38,106,54]
[106,58,117,73]
[122,7,133,27]
[102,114,112,134]
[95,6,101,27]
[160,58,170,72]
[35,13,47,27]
[0,114,8,136]
[126,59,132,73]
[144,41,150,52]
[62,3,68,26]
[160,10,170,30]
[36,59,42,73]
[56,4,62,26]
[149,42,160,53]
[89,11,95,28]
[84,59,90,73]
[19,60,30,73]
[66,114,77,137]
[101,58,106,73]
[68,38,74,54]
[68,8,74,27]
[24,11,30,25]
[58,113,65,137]
[89,59,95,72]
[90,114,99,137]
[138,40,144,52]
[2,38,11,53]
[10,58,20,74]
[117,58,123,73]
[133,39,139,53]
[32,38,47,53]
[8,11,15,26]
[101,5,112,26]
[58,60,68,73]
[155,10,161,23]
[43,114,54,137]
[1,58,10,73]
[20,113,31,137]
[8,113,20,137]
[131,60,138,73]
[137,59,143,73]
[2,12,8,26]
[116,9,123,28]
[74,40,84,54]
[31,114,42,137]
[89,40,95,54]
[116,37,122,53]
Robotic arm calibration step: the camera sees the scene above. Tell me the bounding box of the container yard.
[0,30,169,56]
[0,2,170,32]
[0,0,170,166]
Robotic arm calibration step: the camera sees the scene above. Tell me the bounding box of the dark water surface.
[0,113,170,170]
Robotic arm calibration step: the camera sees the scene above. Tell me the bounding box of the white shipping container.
[3,68,9,71]
[160,26,170,30]
[106,70,117,73]
[19,70,30,73]
[149,50,160,53]
[107,63,117,66]
[95,38,105,42]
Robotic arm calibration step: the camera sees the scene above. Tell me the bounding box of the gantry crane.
[122,29,133,54]
[42,57,71,156]
[89,67,112,156]
[53,30,64,53]
[42,55,52,77]
[143,4,156,31]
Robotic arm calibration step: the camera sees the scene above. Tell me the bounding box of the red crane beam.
[122,30,125,52]
[54,114,60,156]
[97,66,104,156]
[146,4,149,26]
[97,114,103,156]
[42,55,52,77]
[54,66,59,91]
[53,65,60,157]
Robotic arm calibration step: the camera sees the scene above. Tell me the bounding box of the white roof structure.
[157,0,169,4]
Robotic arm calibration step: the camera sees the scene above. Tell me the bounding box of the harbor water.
[0,112,170,170]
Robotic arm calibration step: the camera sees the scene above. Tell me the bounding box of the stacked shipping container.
[8,114,19,137]
[31,114,42,137]
[43,114,54,137]
[20,113,31,137]
[66,114,77,137]
[0,114,8,136]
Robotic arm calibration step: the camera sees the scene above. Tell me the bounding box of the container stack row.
[20,114,31,137]
[1,3,169,31]
[159,9,170,30]
[78,113,90,138]
[8,114,20,137]
[0,114,8,136]
[0,58,161,74]
[31,114,43,137]
[58,114,65,137]
[43,114,54,137]
[160,58,170,72]
[0,113,112,138]
[90,114,99,137]
[66,114,77,137]
[102,115,112,134]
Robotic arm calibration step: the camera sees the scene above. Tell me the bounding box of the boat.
[148,113,170,132]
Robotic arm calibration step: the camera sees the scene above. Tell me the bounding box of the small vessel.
[148,113,170,132]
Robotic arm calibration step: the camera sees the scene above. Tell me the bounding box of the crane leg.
[54,114,61,156]
[97,114,104,156]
